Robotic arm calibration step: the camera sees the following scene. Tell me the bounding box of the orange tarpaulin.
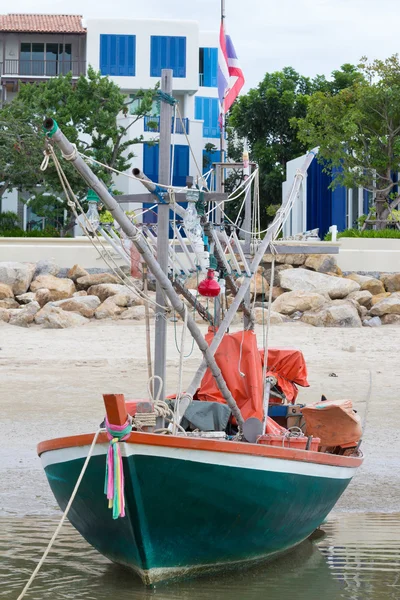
[196,331,310,423]
[260,348,309,403]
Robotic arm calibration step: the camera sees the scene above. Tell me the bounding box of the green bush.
[325,228,400,240]
[0,226,62,238]
[0,211,20,232]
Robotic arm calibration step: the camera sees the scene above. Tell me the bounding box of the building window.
[19,43,72,76]
[150,36,186,78]
[195,97,220,138]
[199,48,218,87]
[100,34,136,76]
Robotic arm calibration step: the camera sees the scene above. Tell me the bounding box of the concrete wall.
[0,237,126,269]
[337,238,400,273]
[1,237,399,273]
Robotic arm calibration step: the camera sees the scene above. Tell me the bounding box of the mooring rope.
[16,428,104,600]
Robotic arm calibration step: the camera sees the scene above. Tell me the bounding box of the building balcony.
[143,116,190,135]
[0,59,86,78]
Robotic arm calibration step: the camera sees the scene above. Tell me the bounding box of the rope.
[41,144,169,312]
[104,417,132,519]
[173,304,188,434]
[262,257,276,395]
[16,428,103,600]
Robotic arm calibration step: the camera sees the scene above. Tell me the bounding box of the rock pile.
[0,254,400,328]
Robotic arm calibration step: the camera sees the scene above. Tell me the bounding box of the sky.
[8,0,400,91]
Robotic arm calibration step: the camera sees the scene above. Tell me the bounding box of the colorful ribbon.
[104,417,132,519]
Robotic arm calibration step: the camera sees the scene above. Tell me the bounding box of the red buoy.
[198,269,221,297]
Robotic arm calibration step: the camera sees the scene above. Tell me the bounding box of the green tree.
[229,65,362,226]
[0,67,158,235]
[294,55,400,229]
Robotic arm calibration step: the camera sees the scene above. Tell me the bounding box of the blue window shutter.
[150,36,186,78]
[210,48,218,87]
[172,145,189,187]
[143,144,159,224]
[99,34,135,76]
[195,97,219,138]
[202,48,217,87]
[100,35,110,75]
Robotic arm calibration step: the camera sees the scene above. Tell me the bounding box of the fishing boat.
[35,111,364,585]
[32,36,364,583]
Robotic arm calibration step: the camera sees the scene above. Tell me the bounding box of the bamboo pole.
[43,118,245,428]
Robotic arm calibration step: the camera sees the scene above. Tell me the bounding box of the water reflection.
[1,513,399,600]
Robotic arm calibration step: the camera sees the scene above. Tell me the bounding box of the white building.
[0,14,221,230]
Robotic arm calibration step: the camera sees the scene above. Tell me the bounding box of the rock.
[304,254,338,274]
[363,316,382,327]
[253,307,285,325]
[271,291,327,315]
[0,298,19,309]
[76,273,120,290]
[291,311,303,321]
[35,288,73,307]
[264,264,293,287]
[0,262,35,295]
[346,273,385,295]
[87,283,131,303]
[16,292,36,304]
[359,306,369,319]
[360,278,385,295]
[51,295,101,318]
[381,314,400,325]
[8,301,40,327]
[67,264,89,282]
[0,283,14,300]
[369,293,400,316]
[347,290,373,308]
[280,268,360,300]
[73,290,87,297]
[301,300,362,328]
[38,306,89,329]
[236,273,269,297]
[119,305,154,320]
[0,308,10,322]
[284,254,306,266]
[94,296,128,319]
[370,292,391,306]
[262,253,286,264]
[381,273,400,293]
[30,275,76,297]
[271,286,285,301]
[33,259,60,279]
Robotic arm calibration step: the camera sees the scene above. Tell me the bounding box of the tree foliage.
[229,65,362,226]
[0,67,158,234]
[294,55,400,228]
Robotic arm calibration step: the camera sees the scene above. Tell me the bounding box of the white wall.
[282,153,308,237]
[1,189,18,214]
[86,19,199,92]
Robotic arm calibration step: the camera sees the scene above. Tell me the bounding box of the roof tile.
[0,14,86,34]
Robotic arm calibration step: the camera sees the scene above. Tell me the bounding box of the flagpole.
[218,0,226,213]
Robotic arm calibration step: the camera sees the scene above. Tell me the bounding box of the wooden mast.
[43,118,245,428]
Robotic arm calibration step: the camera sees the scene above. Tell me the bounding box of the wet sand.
[0,320,399,516]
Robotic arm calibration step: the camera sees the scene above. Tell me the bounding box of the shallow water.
[1,513,399,600]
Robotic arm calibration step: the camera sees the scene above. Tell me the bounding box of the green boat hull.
[41,441,356,584]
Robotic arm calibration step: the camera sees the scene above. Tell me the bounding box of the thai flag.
[218,22,245,115]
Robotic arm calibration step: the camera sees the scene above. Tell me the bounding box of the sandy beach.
[1,319,399,516]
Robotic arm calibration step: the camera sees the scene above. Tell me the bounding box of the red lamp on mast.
[198,269,221,298]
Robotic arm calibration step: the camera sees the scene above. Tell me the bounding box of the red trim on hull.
[37,431,363,469]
